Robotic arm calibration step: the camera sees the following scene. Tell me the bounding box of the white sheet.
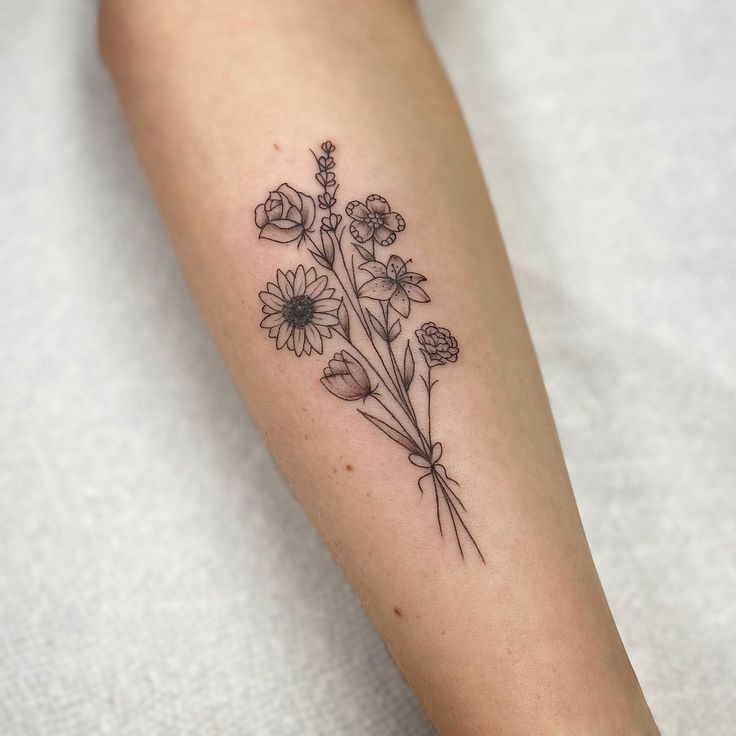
[1,1,734,733]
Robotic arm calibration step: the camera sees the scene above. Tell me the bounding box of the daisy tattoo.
[254,141,483,561]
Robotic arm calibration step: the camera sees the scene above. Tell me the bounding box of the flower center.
[366,213,383,228]
[282,294,315,328]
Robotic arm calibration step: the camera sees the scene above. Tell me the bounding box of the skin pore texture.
[99,1,660,734]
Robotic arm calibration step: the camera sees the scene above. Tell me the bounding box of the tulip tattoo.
[321,351,376,401]
[253,141,483,561]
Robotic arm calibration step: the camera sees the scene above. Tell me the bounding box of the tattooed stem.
[436,472,485,563]
[426,366,433,447]
[370,394,423,451]
[379,301,429,454]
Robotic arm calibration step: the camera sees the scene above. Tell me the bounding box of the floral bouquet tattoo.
[255,141,483,561]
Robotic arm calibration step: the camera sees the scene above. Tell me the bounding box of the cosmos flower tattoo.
[253,141,483,562]
[346,195,405,247]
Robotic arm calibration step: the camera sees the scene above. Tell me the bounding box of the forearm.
[100,1,658,733]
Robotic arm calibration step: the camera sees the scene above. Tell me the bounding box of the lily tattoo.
[254,141,483,561]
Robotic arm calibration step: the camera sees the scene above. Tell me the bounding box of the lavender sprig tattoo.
[254,141,483,562]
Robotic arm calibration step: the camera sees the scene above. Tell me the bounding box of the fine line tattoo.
[254,141,484,562]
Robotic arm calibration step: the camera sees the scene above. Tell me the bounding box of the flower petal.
[358,277,397,300]
[389,286,411,317]
[284,205,301,224]
[366,194,390,215]
[321,374,365,401]
[327,354,348,376]
[294,328,305,356]
[254,204,269,228]
[274,191,291,215]
[349,220,373,243]
[304,323,323,354]
[359,261,388,278]
[343,353,370,390]
[304,274,328,298]
[259,222,304,243]
[277,183,303,210]
[292,264,306,295]
[312,312,339,327]
[386,255,405,280]
[260,312,284,329]
[346,201,370,220]
[299,192,316,229]
[276,320,292,349]
[403,283,430,303]
[373,225,397,246]
[305,267,317,284]
[382,211,405,232]
[314,297,342,312]
[276,270,293,299]
[259,291,284,311]
[401,271,426,285]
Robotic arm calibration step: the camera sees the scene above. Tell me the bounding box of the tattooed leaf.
[387,319,401,342]
[358,410,423,455]
[319,228,335,265]
[403,342,415,389]
[367,311,389,340]
[353,243,375,261]
[337,299,350,339]
[308,249,332,270]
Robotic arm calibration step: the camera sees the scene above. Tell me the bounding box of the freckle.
[345,464,353,471]
[273,142,281,151]
[393,607,403,618]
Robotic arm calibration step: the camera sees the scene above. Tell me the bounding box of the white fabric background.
[1,1,734,734]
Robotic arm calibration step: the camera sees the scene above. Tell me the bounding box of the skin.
[99,1,660,734]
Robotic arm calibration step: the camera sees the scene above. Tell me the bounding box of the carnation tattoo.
[255,141,483,561]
